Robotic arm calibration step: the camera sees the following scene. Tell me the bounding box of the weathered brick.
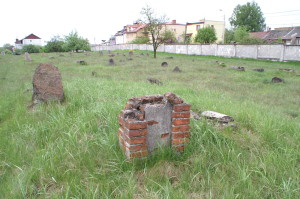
[172,139,185,145]
[172,125,190,132]
[164,92,184,104]
[161,133,170,138]
[126,144,147,152]
[129,151,148,158]
[125,136,146,145]
[172,132,190,139]
[172,111,190,118]
[124,129,148,137]
[173,145,185,152]
[172,118,190,125]
[125,121,147,130]
[173,104,191,112]
[118,117,125,126]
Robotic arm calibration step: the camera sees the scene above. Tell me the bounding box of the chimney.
[172,20,176,24]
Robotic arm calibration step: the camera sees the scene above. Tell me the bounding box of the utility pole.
[219,9,225,44]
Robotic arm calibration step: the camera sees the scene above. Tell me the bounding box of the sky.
[1,0,300,46]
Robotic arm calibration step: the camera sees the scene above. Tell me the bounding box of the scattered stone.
[92,71,98,77]
[24,52,32,61]
[253,68,264,72]
[172,66,182,72]
[32,63,64,104]
[272,77,284,83]
[161,62,168,67]
[127,58,133,61]
[219,62,226,67]
[190,110,200,120]
[231,66,245,71]
[76,60,87,65]
[1,51,5,56]
[164,92,183,104]
[123,54,126,56]
[297,73,300,76]
[166,56,173,59]
[147,78,163,85]
[109,58,115,65]
[129,51,133,56]
[279,68,293,72]
[99,51,103,56]
[201,111,234,123]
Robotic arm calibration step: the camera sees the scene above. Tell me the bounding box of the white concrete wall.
[91,44,300,61]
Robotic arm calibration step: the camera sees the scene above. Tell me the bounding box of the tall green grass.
[0,51,299,198]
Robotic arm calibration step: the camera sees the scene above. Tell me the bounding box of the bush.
[162,30,177,44]
[131,36,150,44]
[194,26,217,44]
[44,36,66,53]
[22,45,42,53]
[64,31,90,52]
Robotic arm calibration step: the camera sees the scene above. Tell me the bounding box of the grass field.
[0,51,299,198]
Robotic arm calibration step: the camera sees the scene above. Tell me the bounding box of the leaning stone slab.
[201,111,234,123]
[25,52,32,61]
[32,63,64,104]
[272,77,284,83]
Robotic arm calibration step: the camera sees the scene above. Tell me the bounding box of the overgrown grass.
[0,51,299,198]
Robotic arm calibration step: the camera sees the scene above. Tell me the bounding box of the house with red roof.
[15,33,42,49]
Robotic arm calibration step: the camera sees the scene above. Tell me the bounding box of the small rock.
[231,66,245,71]
[161,62,168,67]
[166,57,173,59]
[201,111,234,123]
[76,60,87,65]
[164,92,183,104]
[219,62,226,67]
[129,51,133,56]
[172,66,182,72]
[190,111,200,120]
[108,54,115,57]
[147,78,163,85]
[253,68,264,72]
[24,52,32,61]
[272,77,284,83]
[92,71,98,77]
[127,58,133,61]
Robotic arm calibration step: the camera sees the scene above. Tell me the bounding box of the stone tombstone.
[161,62,168,67]
[272,77,284,83]
[129,51,133,56]
[147,78,162,85]
[118,92,191,159]
[173,66,182,72]
[25,52,32,61]
[32,63,64,104]
[253,68,264,72]
[109,58,115,65]
[1,51,5,56]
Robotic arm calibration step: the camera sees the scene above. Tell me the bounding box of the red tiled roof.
[23,33,41,40]
[249,32,270,39]
[126,24,147,33]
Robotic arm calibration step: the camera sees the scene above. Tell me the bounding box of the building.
[163,20,186,43]
[186,19,225,43]
[250,27,300,45]
[15,33,42,49]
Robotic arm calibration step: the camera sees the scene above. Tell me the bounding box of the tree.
[140,5,168,58]
[161,30,177,44]
[131,36,150,44]
[224,29,235,43]
[229,2,266,32]
[64,31,90,52]
[194,26,217,44]
[22,45,42,53]
[44,35,65,52]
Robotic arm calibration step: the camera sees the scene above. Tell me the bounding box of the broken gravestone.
[118,92,191,159]
[32,63,64,104]
[279,68,293,72]
[161,62,168,67]
[231,66,245,71]
[201,111,237,129]
[173,66,182,72]
[272,77,284,83]
[25,52,32,61]
[147,78,163,85]
[76,60,87,65]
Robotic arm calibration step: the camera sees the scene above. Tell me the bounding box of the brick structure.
[118,92,191,159]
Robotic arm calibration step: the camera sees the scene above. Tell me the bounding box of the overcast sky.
[1,0,300,46]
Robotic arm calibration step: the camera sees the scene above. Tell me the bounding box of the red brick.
[118,117,124,126]
[172,139,185,145]
[173,132,190,139]
[126,144,147,152]
[125,121,147,130]
[126,136,146,145]
[118,128,124,136]
[172,118,190,125]
[161,133,169,138]
[173,104,191,112]
[129,151,148,158]
[124,129,148,137]
[172,125,190,132]
[173,145,185,152]
[172,111,190,118]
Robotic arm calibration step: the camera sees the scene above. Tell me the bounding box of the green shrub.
[22,45,42,53]
[131,36,150,44]
[194,26,217,44]
[44,36,66,52]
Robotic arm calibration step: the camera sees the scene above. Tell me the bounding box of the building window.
[196,25,200,30]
